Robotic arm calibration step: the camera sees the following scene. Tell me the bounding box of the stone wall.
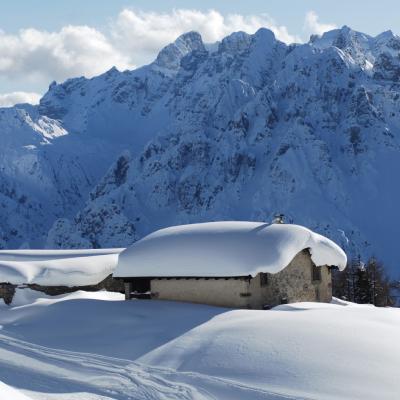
[151,277,251,308]
[0,275,124,305]
[0,283,16,305]
[248,250,332,309]
[147,249,332,309]
[27,274,124,296]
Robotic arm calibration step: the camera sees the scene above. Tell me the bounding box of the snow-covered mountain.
[1,26,400,276]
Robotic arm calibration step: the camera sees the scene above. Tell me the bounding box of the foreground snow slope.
[115,222,347,277]
[0,381,33,400]
[0,290,399,399]
[0,248,123,286]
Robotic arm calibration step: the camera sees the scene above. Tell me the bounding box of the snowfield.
[0,249,123,286]
[0,290,399,399]
[0,381,33,400]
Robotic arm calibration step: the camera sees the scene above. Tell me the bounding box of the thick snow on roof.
[114,221,347,278]
[0,248,123,286]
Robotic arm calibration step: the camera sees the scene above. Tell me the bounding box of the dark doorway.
[132,278,151,293]
[124,278,151,299]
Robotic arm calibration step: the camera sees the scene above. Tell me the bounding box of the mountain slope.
[1,27,400,275]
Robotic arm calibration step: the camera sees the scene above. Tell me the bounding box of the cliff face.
[1,27,400,275]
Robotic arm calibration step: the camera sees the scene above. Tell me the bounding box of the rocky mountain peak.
[154,31,205,72]
[218,31,252,54]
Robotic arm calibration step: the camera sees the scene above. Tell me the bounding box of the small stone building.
[114,221,347,309]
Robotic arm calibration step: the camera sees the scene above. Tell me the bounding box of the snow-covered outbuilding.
[114,222,347,309]
[0,249,124,304]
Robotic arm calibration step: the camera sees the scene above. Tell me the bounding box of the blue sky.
[1,0,399,35]
[0,0,399,106]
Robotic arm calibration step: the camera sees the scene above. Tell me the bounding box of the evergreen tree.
[354,264,370,304]
[332,257,360,302]
[365,257,394,306]
[333,256,396,307]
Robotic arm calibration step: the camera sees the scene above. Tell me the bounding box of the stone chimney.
[273,213,285,224]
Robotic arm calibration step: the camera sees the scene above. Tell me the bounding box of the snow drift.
[115,222,347,278]
[0,248,123,286]
[0,290,398,400]
[0,381,33,400]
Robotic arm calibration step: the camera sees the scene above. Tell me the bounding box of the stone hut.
[113,221,347,309]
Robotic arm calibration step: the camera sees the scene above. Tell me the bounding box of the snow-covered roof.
[0,249,123,286]
[114,222,347,278]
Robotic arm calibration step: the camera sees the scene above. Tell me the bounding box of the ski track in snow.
[2,290,398,399]
[0,333,304,400]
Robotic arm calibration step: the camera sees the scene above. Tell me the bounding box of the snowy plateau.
[0,25,400,276]
[0,290,399,399]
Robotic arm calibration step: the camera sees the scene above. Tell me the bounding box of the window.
[312,265,321,281]
[260,272,269,287]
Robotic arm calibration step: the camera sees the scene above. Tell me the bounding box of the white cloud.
[112,9,301,64]
[0,91,41,107]
[0,8,302,105]
[304,11,337,37]
[0,26,133,82]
